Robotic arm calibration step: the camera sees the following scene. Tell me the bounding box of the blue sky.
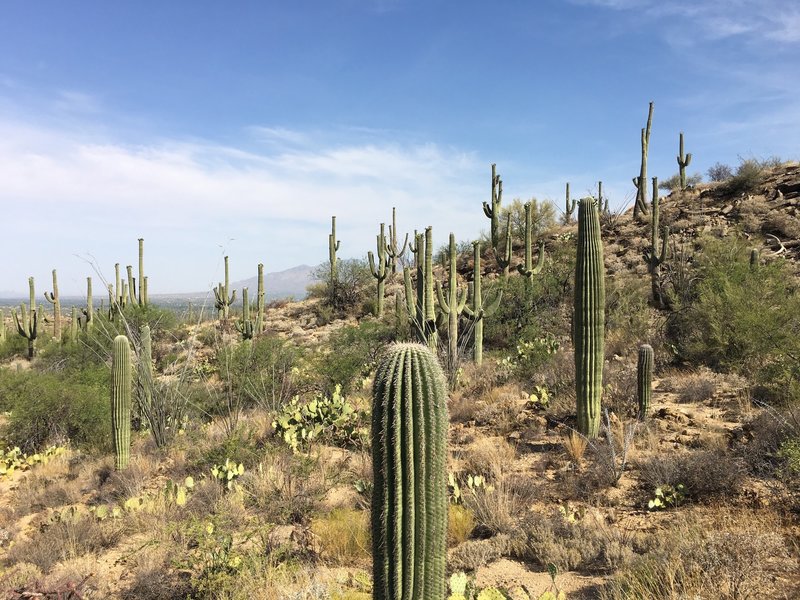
[1,0,798,295]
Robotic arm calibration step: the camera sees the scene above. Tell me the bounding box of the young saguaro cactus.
[111,335,132,470]
[371,343,448,600]
[138,238,148,306]
[13,277,39,359]
[329,216,340,302]
[574,198,605,438]
[255,263,265,333]
[637,344,654,420]
[516,201,546,282]
[644,177,669,308]
[82,277,94,331]
[676,132,692,191]
[44,269,62,341]
[69,306,78,343]
[0,309,5,344]
[385,207,408,275]
[464,242,502,366]
[403,227,438,349]
[435,233,468,367]
[213,256,237,320]
[564,182,576,224]
[633,101,654,219]
[369,223,391,318]
[236,287,254,340]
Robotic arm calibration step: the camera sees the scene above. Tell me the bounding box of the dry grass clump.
[561,430,589,465]
[448,534,511,572]
[638,449,745,502]
[463,476,538,539]
[602,360,638,417]
[600,511,792,600]
[122,545,192,600]
[763,210,800,239]
[310,508,370,565]
[448,504,476,547]
[473,385,526,435]
[675,373,717,403]
[5,511,124,572]
[460,436,516,481]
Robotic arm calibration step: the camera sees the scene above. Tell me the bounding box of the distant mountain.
[230,264,319,301]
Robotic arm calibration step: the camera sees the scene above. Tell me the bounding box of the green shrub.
[668,236,800,404]
[0,367,111,452]
[310,258,373,319]
[316,319,394,395]
[658,172,702,191]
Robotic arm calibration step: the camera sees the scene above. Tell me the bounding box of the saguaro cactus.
[435,233,468,368]
[213,256,237,320]
[256,263,265,333]
[385,207,408,275]
[750,248,760,270]
[371,343,448,600]
[329,216,340,302]
[644,177,669,308]
[516,201,546,283]
[483,163,503,255]
[633,101,654,219]
[13,277,39,359]
[637,344,653,420]
[564,182,576,224]
[403,227,438,349]
[82,277,94,331]
[369,223,391,318]
[0,309,6,344]
[464,242,502,366]
[236,287,254,340]
[138,238,148,306]
[574,198,605,438]
[111,335,132,470]
[44,269,62,341]
[676,132,692,191]
[69,306,78,343]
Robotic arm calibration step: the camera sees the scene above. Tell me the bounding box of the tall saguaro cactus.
[0,309,5,345]
[83,277,94,331]
[371,343,448,600]
[385,207,408,274]
[44,269,62,341]
[403,227,438,349]
[483,163,503,255]
[435,233,468,367]
[256,263,265,333]
[676,132,692,191]
[236,287,254,340]
[516,201,546,282]
[213,256,237,320]
[637,344,653,420]
[464,242,502,366]
[633,101,654,219]
[564,182,576,224]
[329,216,340,303]
[111,335,132,471]
[369,223,391,318]
[138,238,148,306]
[69,306,78,343]
[13,277,39,359]
[644,177,669,308]
[574,198,605,438]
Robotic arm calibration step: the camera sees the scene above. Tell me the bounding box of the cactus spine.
[385,207,408,275]
[236,287,254,340]
[677,132,692,191]
[633,101,654,219]
[435,233,468,366]
[256,263,265,333]
[644,177,669,308]
[574,198,605,438]
[213,256,237,320]
[13,277,39,359]
[464,242,502,366]
[564,182,576,224]
[369,223,390,317]
[371,343,448,600]
[637,344,653,420]
[516,201,546,282]
[44,269,62,341]
[403,227,438,349]
[111,335,132,470]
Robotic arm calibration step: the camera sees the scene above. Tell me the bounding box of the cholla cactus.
[371,343,448,600]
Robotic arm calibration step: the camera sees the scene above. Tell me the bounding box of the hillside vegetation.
[1,158,799,599]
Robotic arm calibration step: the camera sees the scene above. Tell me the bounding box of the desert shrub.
[638,450,745,503]
[668,236,800,404]
[658,172,702,191]
[0,369,110,452]
[676,373,716,403]
[311,508,370,564]
[310,258,373,320]
[463,477,538,539]
[448,504,476,547]
[604,274,652,359]
[707,162,733,182]
[763,210,800,239]
[724,156,781,196]
[315,319,394,395]
[448,535,511,572]
[0,330,32,359]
